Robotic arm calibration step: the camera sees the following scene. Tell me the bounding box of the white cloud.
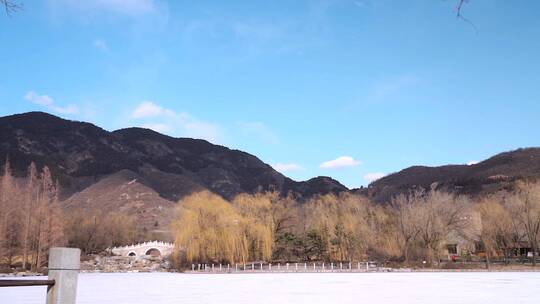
[273,163,302,173]
[141,123,172,133]
[467,160,479,166]
[320,156,362,169]
[51,0,159,16]
[24,91,79,115]
[237,121,279,144]
[132,101,175,119]
[364,172,386,183]
[131,101,222,143]
[93,39,108,51]
[184,121,222,143]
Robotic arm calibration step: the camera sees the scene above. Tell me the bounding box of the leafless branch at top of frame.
[455,0,478,35]
[1,0,23,17]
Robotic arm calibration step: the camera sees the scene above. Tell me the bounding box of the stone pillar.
[46,248,80,304]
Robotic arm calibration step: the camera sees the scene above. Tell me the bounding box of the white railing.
[189,261,381,273]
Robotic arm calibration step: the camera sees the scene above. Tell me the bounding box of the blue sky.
[1,0,539,188]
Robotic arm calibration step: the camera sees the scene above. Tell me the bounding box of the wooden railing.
[0,279,55,287]
[0,247,81,304]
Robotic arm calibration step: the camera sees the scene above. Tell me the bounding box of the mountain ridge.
[360,147,540,202]
[2,111,539,208]
[0,111,348,201]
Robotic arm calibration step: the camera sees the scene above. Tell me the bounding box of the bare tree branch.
[1,0,23,17]
[455,0,478,35]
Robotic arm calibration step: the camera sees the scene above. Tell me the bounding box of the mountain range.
[1,112,539,232]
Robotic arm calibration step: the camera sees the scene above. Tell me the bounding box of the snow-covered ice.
[2,272,540,304]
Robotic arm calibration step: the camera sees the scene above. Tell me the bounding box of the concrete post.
[46,247,80,304]
[278,263,281,270]
[322,262,325,270]
[366,262,369,271]
[269,263,272,271]
[219,264,222,271]
[191,264,195,271]
[295,263,298,271]
[304,263,307,270]
[340,262,343,270]
[313,262,316,271]
[251,262,254,271]
[260,262,263,271]
[331,262,334,271]
[286,263,289,270]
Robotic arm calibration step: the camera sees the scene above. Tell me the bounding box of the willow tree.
[173,191,248,264]
[232,193,274,261]
[303,193,375,262]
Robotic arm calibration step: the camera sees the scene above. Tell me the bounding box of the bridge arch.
[145,248,162,257]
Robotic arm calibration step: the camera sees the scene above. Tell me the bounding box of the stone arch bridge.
[111,241,174,257]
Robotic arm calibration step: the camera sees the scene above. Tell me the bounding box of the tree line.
[0,161,63,271]
[172,182,540,269]
[0,161,144,271]
[2,160,540,270]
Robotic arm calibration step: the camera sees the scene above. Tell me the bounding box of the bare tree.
[506,181,540,266]
[390,191,422,266]
[415,190,469,267]
[1,0,22,16]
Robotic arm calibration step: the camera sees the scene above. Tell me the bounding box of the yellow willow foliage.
[302,193,376,261]
[232,193,274,261]
[173,191,249,264]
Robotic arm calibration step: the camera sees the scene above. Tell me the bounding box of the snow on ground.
[2,272,540,304]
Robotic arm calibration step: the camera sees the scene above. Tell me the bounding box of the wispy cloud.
[364,172,386,183]
[372,75,420,100]
[93,39,108,51]
[24,91,79,115]
[320,156,362,169]
[50,0,160,16]
[237,121,279,144]
[273,163,303,173]
[132,101,175,119]
[131,101,222,143]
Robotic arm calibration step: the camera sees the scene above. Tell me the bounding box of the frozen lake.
[2,272,540,304]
